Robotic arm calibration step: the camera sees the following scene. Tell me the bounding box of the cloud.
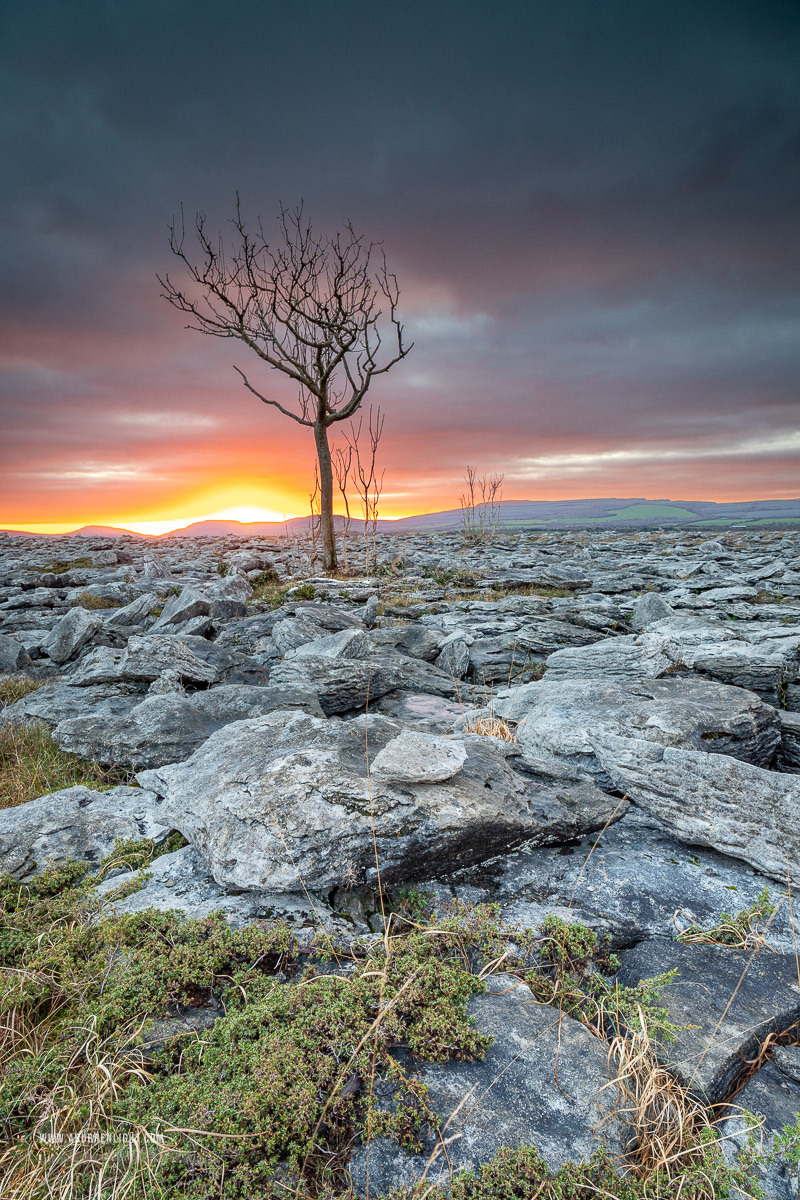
[0,0,798,521]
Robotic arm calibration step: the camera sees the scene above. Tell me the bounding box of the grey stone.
[593,732,800,882]
[545,634,672,682]
[490,676,780,782]
[1,681,141,729]
[371,624,444,662]
[371,728,468,782]
[104,592,159,628]
[268,655,397,715]
[468,806,800,955]
[0,632,30,671]
[721,1060,799,1200]
[287,626,370,660]
[137,710,623,893]
[271,615,326,655]
[362,594,380,627]
[631,592,673,630]
[436,631,471,679]
[615,940,800,1103]
[778,711,800,774]
[53,683,323,768]
[42,607,102,663]
[66,646,125,685]
[94,846,364,944]
[0,784,169,879]
[150,585,211,630]
[117,634,219,685]
[349,974,622,1194]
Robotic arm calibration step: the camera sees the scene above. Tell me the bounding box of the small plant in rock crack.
[675,885,776,950]
[523,916,679,1041]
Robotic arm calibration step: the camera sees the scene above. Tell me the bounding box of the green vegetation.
[69,589,121,609]
[247,569,290,606]
[385,1135,761,1200]
[0,721,132,809]
[423,566,480,589]
[525,915,679,1041]
[676,886,776,950]
[294,582,318,600]
[0,674,44,708]
[35,556,94,573]
[610,504,699,522]
[0,864,766,1200]
[491,583,574,599]
[753,589,784,604]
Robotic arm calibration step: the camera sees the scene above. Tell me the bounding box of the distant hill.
[3,497,799,539]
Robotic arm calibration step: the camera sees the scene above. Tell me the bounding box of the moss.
[381,1135,762,1200]
[95,831,190,877]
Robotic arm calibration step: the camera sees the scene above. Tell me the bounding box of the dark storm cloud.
[1,0,799,513]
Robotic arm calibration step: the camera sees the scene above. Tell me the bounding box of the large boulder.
[53,683,324,768]
[117,634,219,685]
[490,675,780,778]
[137,710,623,893]
[349,974,622,1194]
[470,806,800,954]
[150,585,211,631]
[94,846,362,943]
[594,732,800,882]
[545,634,672,683]
[0,785,168,878]
[42,607,102,663]
[104,591,159,628]
[1,682,140,729]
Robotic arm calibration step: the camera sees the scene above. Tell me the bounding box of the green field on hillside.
[610,503,698,521]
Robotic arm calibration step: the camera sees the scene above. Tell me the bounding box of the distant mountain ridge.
[3,497,800,538]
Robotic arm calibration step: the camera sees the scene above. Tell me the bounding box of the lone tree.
[159,200,411,571]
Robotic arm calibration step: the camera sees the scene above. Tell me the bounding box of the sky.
[1,0,799,533]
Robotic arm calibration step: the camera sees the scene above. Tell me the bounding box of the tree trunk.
[314,419,337,572]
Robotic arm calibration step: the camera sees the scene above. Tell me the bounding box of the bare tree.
[345,406,386,572]
[159,199,411,571]
[333,443,354,573]
[308,462,321,571]
[460,466,505,543]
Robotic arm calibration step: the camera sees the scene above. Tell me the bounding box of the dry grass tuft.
[461,712,519,741]
[603,1012,746,1195]
[70,590,120,610]
[0,722,132,808]
[0,675,45,708]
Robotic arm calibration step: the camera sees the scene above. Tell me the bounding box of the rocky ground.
[1,524,799,1197]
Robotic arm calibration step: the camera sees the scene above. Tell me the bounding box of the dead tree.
[460,466,504,542]
[333,443,354,573]
[159,199,411,571]
[308,463,321,571]
[345,406,385,572]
